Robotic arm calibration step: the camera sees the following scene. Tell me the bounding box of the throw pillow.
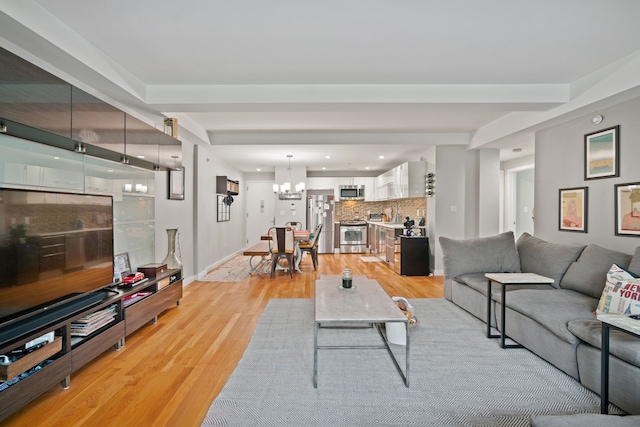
[560,244,632,299]
[596,264,640,315]
[516,232,585,288]
[439,232,520,279]
[628,246,640,276]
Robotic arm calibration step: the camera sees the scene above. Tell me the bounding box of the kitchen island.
[367,221,429,275]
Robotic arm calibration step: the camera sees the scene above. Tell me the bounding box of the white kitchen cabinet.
[306,177,339,198]
[375,161,425,200]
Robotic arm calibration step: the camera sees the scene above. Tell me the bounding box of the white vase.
[162,228,182,269]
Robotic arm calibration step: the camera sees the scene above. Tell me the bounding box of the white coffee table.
[485,272,554,348]
[314,277,409,388]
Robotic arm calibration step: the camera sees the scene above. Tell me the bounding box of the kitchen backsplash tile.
[336,198,426,223]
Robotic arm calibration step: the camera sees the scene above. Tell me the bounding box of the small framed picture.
[615,182,640,236]
[559,187,588,232]
[584,125,619,180]
[168,167,185,200]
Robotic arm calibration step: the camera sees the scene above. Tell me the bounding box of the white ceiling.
[2,0,640,172]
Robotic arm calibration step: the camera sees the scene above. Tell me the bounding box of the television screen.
[0,188,114,328]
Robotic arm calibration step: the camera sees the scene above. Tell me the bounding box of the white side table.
[485,273,554,349]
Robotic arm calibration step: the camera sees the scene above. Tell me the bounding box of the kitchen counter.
[367,221,425,230]
[367,221,405,229]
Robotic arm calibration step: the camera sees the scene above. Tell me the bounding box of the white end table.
[485,273,554,349]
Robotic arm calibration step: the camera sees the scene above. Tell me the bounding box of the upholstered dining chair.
[269,227,295,278]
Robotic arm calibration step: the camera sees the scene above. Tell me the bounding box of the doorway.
[506,167,535,238]
[246,181,276,245]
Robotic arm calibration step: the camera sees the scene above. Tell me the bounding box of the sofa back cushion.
[628,246,640,275]
[439,232,520,279]
[561,244,632,298]
[516,233,585,288]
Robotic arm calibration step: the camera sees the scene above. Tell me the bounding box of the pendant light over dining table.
[273,155,305,200]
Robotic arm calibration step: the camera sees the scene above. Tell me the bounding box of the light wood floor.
[4,253,443,427]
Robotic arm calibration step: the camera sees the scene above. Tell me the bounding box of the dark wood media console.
[0,268,183,422]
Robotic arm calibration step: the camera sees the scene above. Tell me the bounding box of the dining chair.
[299,223,322,270]
[269,227,295,278]
[285,221,302,231]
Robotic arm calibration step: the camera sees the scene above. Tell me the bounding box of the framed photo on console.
[113,252,131,284]
[584,125,619,180]
[615,182,640,236]
[559,187,588,233]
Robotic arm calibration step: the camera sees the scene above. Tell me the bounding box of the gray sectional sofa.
[439,231,640,415]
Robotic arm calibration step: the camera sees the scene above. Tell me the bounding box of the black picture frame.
[615,182,640,237]
[584,125,619,180]
[168,167,185,200]
[559,187,588,233]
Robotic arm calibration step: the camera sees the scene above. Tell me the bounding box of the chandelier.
[273,155,305,200]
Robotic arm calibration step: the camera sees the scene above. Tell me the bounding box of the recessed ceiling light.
[256,168,261,171]
[379,155,385,159]
[108,169,113,172]
[365,167,370,170]
[54,156,59,160]
[322,167,326,170]
[325,155,331,159]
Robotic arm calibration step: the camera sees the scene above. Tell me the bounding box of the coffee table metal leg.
[601,323,610,414]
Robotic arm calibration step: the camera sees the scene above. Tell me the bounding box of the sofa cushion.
[560,245,632,298]
[596,264,640,315]
[628,246,640,275]
[568,319,640,366]
[453,273,490,296]
[439,232,520,279]
[505,289,598,344]
[516,233,585,288]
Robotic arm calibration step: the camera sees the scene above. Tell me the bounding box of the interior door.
[246,181,276,245]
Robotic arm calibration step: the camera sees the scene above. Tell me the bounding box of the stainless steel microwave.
[339,185,365,200]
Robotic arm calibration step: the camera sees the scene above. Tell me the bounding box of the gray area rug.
[203,298,620,426]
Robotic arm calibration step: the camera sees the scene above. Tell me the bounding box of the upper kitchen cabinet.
[307,177,339,198]
[72,87,125,154]
[375,161,426,200]
[0,47,72,138]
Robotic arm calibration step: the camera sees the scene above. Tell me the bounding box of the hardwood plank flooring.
[3,253,443,427]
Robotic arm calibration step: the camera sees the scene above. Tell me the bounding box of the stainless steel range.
[339,221,368,253]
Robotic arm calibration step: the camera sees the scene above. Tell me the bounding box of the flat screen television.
[0,188,114,333]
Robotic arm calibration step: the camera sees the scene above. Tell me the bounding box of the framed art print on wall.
[615,182,640,236]
[584,125,619,180]
[559,187,588,232]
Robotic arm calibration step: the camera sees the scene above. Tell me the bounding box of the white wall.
[155,139,195,283]
[535,96,640,254]
[156,140,246,282]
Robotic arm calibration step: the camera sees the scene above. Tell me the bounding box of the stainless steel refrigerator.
[306,190,335,254]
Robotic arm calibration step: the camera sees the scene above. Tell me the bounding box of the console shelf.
[0,268,183,423]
